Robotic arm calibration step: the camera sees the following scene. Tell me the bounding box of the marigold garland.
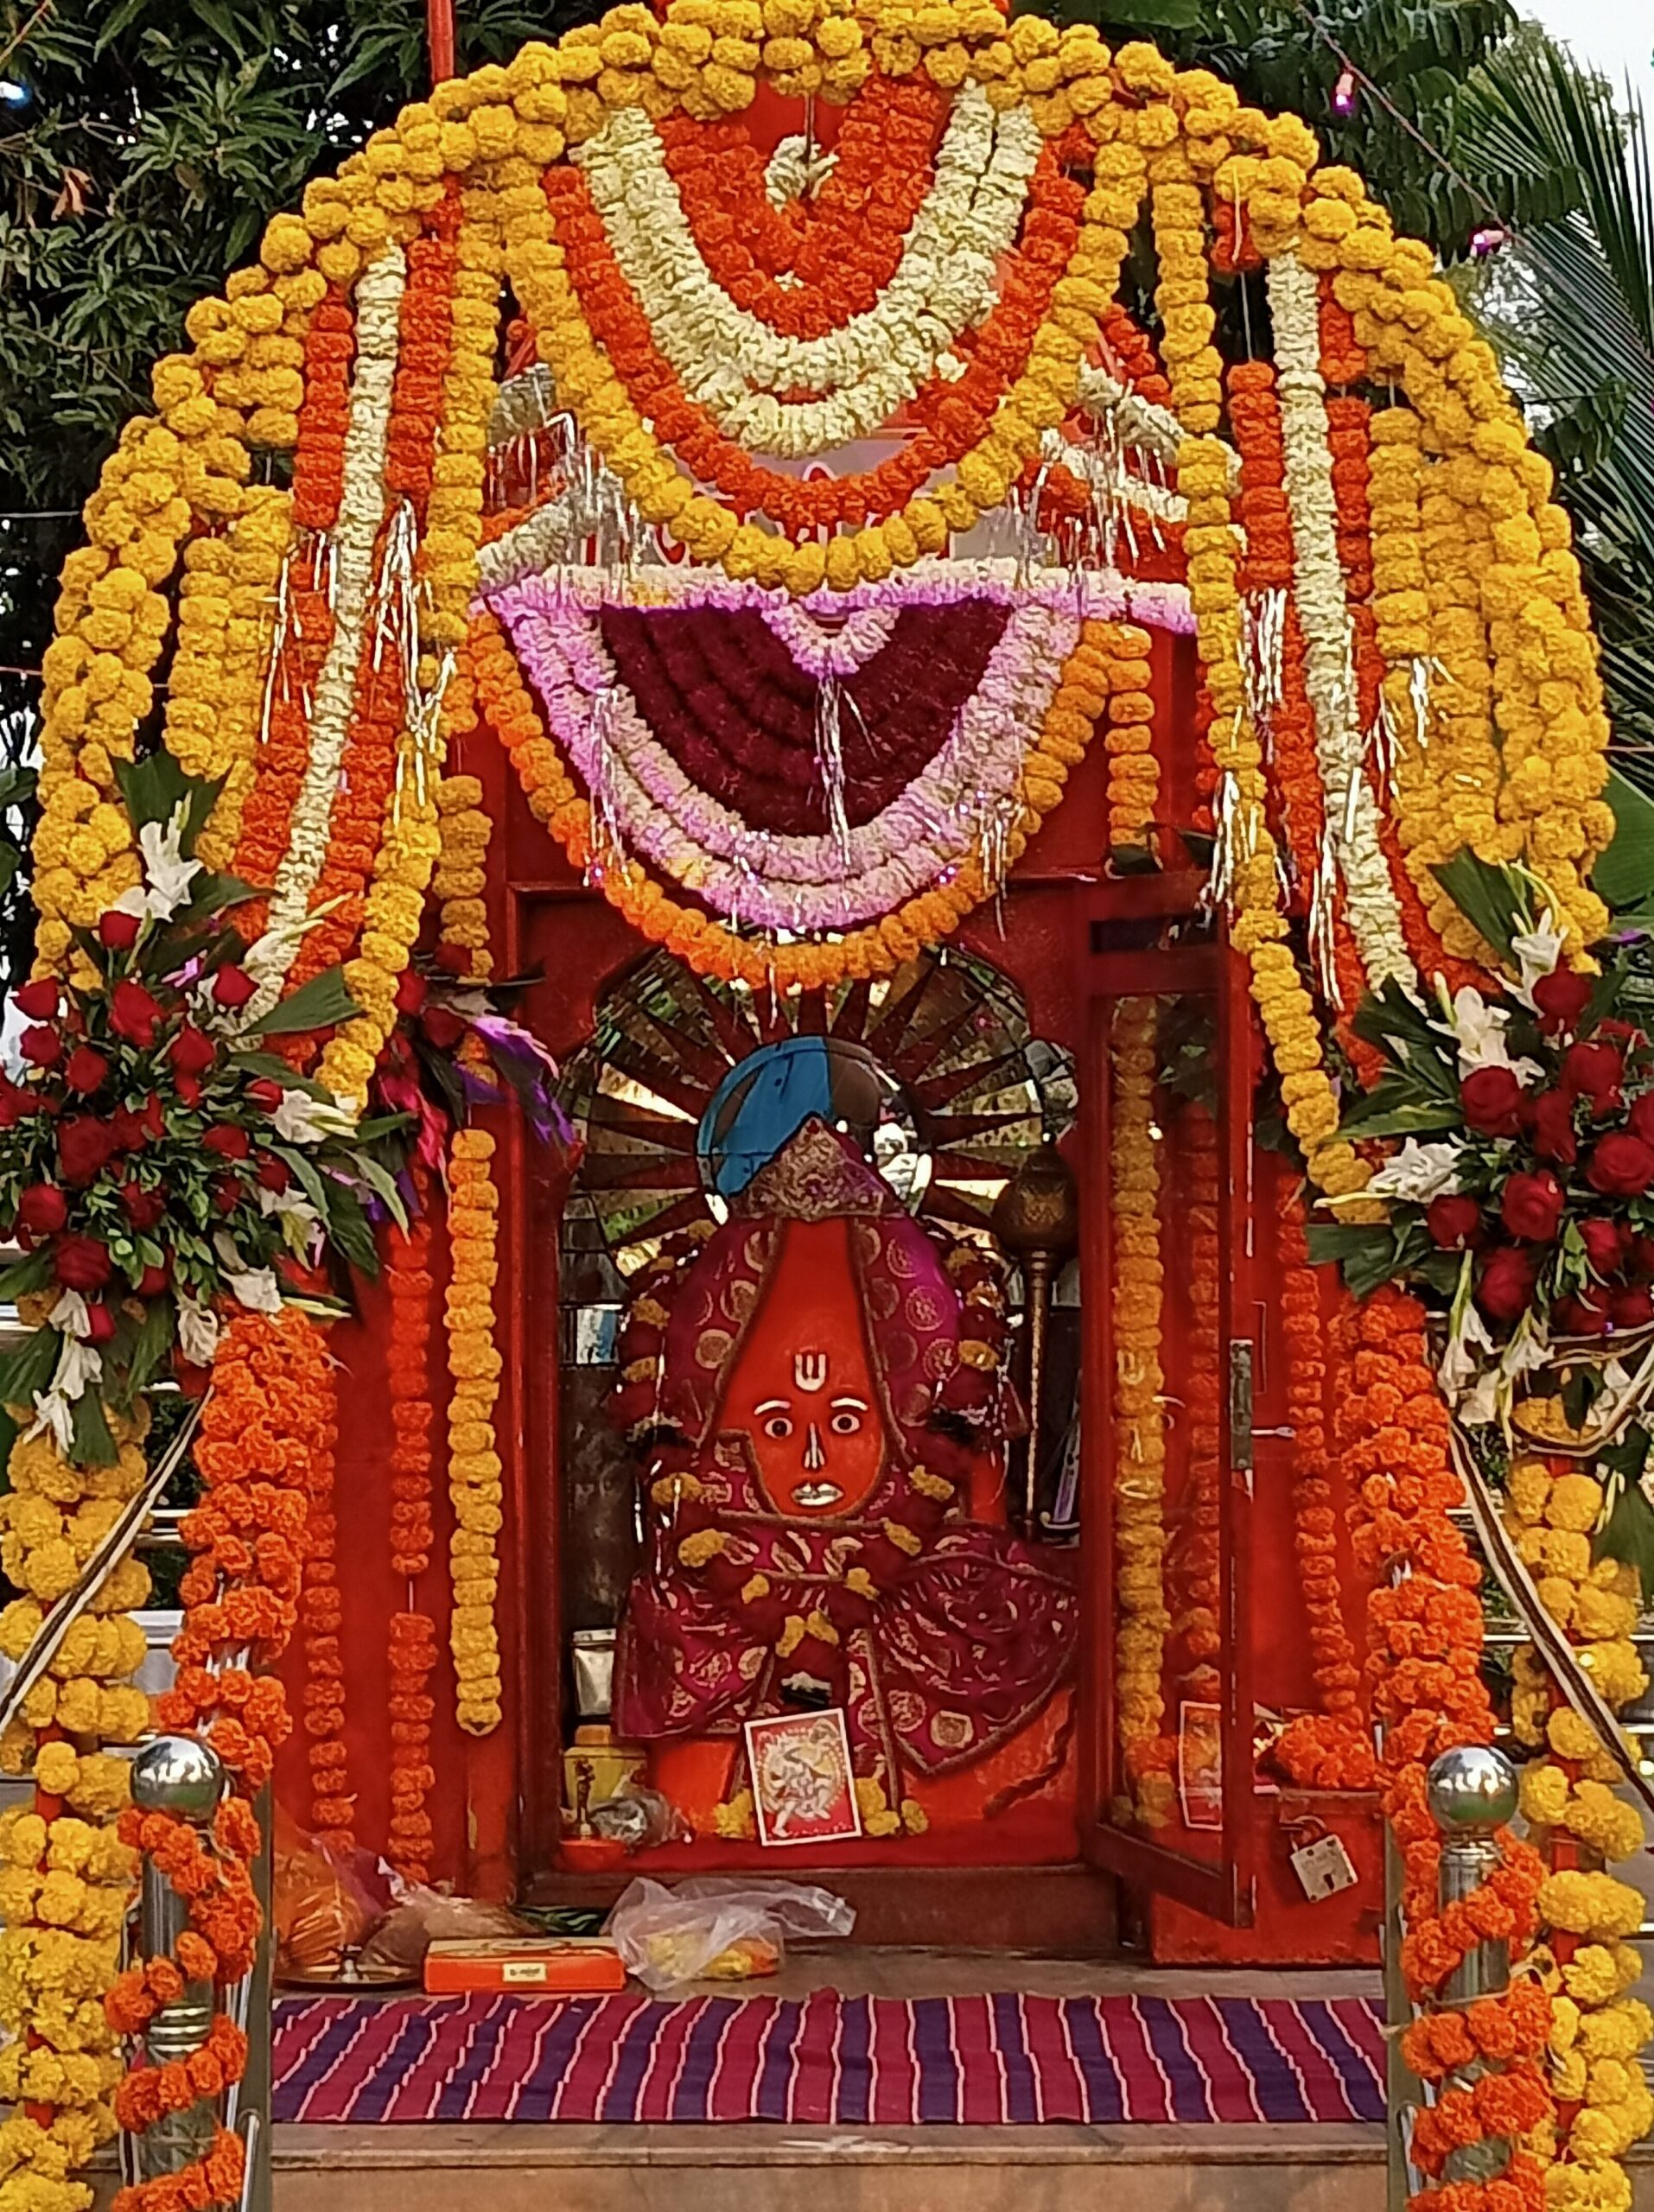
[106,1309,328,2212]
[445,1128,506,1736]
[1109,996,1172,1830]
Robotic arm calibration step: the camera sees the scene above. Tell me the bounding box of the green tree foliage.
[0,0,585,987]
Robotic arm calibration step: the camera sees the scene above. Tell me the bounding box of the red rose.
[1478,1246,1539,1321]
[1613,1285,1654,1329]
[1557,1286,1613,1336]
[16,1185,67,1237]
[395,969,427,1015]
[1427,1195,1484,1249]
[109,979,163,1047]
[202,1124,251,1160]
[1532,968,1594,1033]
[1579,1217,1628,1278]
[13,979,58,1020]
[420,1006,466,1049]
[1501,1169,1566,1242]
[53,1234,111,1293]
[119,1181,165,1230]
[168,1024,215,1078]
[57,1116,117,1188]
[62,1046,107,1096]
[1562,1039,1624,1115]
[212,1174,243,1214]
[175,1074,201,1109]
[211,965,256,1009]
[1629,1093,1654,1147]
[246,1077,283,1111]
[19,1026,61,1070]
[1460,1065,1524,1137]
[82,1303,116,1344]
[1526,1090,1578,1165]
[137,1262,169,1297]
[255,1155,289,1193]
[1631,1234,1654,1280]
[0,1077,29,1128]
[1587,1134,1654,1198]
[97,911,142,950]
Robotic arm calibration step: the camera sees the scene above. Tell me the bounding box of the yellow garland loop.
[444,1127,506,1735]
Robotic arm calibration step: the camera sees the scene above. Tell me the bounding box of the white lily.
[1365,1138,1466,1202]
[111,803,202,924]
[47,1289,92,1341]
[1511,909,1566,1001]
[25,1390,73,1454]
[1439,1293,1496,1400]
[176,1294,221,1368]
[270,1088,358,1146]
[212,1232,283,1315]
[1444,986,1543,1084]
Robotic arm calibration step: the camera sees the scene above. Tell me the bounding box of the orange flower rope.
[111,1310,329,2212]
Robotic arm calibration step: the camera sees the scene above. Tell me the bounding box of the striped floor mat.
[273,1990,1384,2126]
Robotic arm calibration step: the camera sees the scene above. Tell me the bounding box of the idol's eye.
[830,1408,862,1436]
[761,1414,794,1440]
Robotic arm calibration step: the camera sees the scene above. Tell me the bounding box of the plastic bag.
[608,1876,855,1993]
[359,1886,531,1975]
[588,1783,689,1853]
[273,1815,391,1980]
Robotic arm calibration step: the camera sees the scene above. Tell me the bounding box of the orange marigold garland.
[1344,1286,1550,2209]
[296,1350,351,1853]
[110,1310,329,2212]
[445,1128,505,1736]
[1270,1200,1375,1790]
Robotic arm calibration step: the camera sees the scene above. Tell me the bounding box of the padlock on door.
[1288,1819,1359,1902]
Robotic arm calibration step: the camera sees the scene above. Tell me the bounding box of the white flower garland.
[245,244,407,1014]
[764,133,837,208]
[758,600,900,676]
[576,92,1040,453]
[1268,251,1414,995]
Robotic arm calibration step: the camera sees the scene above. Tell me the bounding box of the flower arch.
[10,10,1640,2212]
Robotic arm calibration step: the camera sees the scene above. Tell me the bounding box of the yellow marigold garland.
[1110,996,1172,1830]
[433,775,493,982]
[444,1128,506,1735]
[0,1411,153,2212]
[1100,620,1158,853]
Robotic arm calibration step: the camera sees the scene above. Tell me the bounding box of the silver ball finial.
[130,1735,226,1827]
[1426,1745,1518,1834]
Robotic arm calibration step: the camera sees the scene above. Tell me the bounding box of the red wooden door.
[1075,895,1258,1926]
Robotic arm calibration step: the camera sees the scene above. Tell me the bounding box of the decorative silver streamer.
[1309,819,1342,1008]
[1241,586,1287,749]
[585,684,628,885]
[257,533,309,751]
[813,674,854,866]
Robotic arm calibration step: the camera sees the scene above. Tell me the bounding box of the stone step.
[272,2118,1386,2212]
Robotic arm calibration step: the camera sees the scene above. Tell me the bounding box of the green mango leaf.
[112,752,222,853]
[118,1294,176,1408]
[229,1054,331,1101]
[0,1248,52,1304]
[353,1154,408,1230]
[1339,1096,1466,1141]
[1429,850,1534,963]
[320,1179,379,1276]
[252,968,362,1038]
[69,1386,118,1468]
[269,1142,330,1215]
[0,1327,61,1413]
[1306,1220,1402,1300]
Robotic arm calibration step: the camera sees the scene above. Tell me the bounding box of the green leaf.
[320,1180,379,1276]
[1429,850,1534,962]
[69,1387,117,1469]
[1306,1220,1402,1301]
[0,1248,52,1305]
[1594,1472,1654,1607]
[353,1155,408,1228]
[1339,1075,1464,1140]
[0,1328,61,1413]
[270,1142,329,1214]
[118,1294,176,1408]
[252,968,361,1038]
[1594,771,1654,915]
[112,752,221,851]
[229,1054,330,1101]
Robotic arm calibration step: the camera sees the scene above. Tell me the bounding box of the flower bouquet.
[1312,855,1654,1508]
[0,754,408,1465]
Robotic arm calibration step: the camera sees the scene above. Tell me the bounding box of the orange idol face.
[720,1218,886,1518]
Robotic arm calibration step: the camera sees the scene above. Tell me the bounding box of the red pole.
[428,0,456,84]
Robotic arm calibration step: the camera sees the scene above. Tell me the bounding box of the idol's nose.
[803,1421,825,1472]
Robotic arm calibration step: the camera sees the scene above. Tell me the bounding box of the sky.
[1527,0,1654,94]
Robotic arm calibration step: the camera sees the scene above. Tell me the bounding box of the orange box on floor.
[423,1937,627,1994]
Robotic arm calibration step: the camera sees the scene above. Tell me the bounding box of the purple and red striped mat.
[272,1990,1384,2126]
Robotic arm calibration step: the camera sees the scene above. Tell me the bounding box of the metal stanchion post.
[1427,1744,1521,2184]
[130,1737,227,2180]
